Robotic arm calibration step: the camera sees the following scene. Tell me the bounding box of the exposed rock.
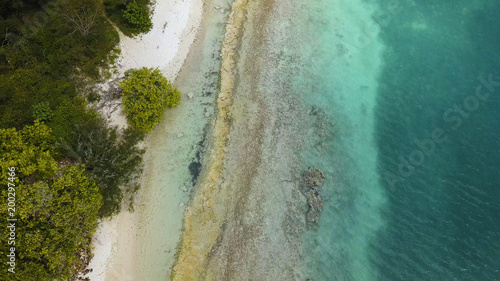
[189,161,202,184]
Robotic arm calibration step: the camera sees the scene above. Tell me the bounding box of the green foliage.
[0,123,102,280]
[123,1,152,33]
[119,67,181,133]
[0,0,119,130]
[103,0,152,36]
[32,102,53,122]
[0,121,57,182]
[49,98,99,147]
[0,67,75,129]
[87,90,102,103]
[57,118,145,217]
[0,1,151,279]
[33,0,120,78]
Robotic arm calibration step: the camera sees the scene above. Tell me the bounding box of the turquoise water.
[373,1,500,280]
[298,1,385,280]
[267,0,500,279]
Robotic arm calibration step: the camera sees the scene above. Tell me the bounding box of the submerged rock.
[304,190,323,223]
[301,167,325,189]
[300,167,325,224]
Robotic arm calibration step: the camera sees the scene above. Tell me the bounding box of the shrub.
[32,102,53,122]
[122,1,152,33]
[119,67,181,133]
[102,0,151,36]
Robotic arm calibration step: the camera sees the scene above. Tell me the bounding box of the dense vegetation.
[0,0,120,131]
[120,67,181,133]
[103,0,152,36]
[0,0,150,278]
[0,122,102,280]
[57,120,145,217]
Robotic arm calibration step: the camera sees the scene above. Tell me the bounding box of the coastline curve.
[171,0,249,279]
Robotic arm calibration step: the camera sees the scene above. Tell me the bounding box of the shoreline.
[171,0,250,278]
[85,0,205,279]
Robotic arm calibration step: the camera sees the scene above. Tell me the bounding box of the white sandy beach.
[116,0,204,81]
[84,0,204,280]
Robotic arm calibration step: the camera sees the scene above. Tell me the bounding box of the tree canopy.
[0,1,147,277]
[0,121,57,181]
[119,67,181,133]
[57,119,145,217]
[103,0,152,36]
[123,1,153,33]
[0,122,102,280]
[0,0,119,133]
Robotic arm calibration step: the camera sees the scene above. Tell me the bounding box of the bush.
[0,0,119,130]
[122,1,152,33]
[103,0,151,36]
[119,67,181,133]
[32,102,53,122]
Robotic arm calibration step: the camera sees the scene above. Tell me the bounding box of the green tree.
[0,122,103,280]
[122,1,152,33]
[0,121,57,181]
[12,165,102,280]
[49,97,99,147]
[57,118,145,217]
[119,67,181,133]
[0,67,73,129]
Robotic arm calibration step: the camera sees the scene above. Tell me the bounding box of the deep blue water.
[292,0,500,280]
[373,1,500,280]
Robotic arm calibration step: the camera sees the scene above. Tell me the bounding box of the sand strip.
[85,0,204,280]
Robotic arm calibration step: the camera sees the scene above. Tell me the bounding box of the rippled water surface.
[261,0,500,279]
[373,1,500,280]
